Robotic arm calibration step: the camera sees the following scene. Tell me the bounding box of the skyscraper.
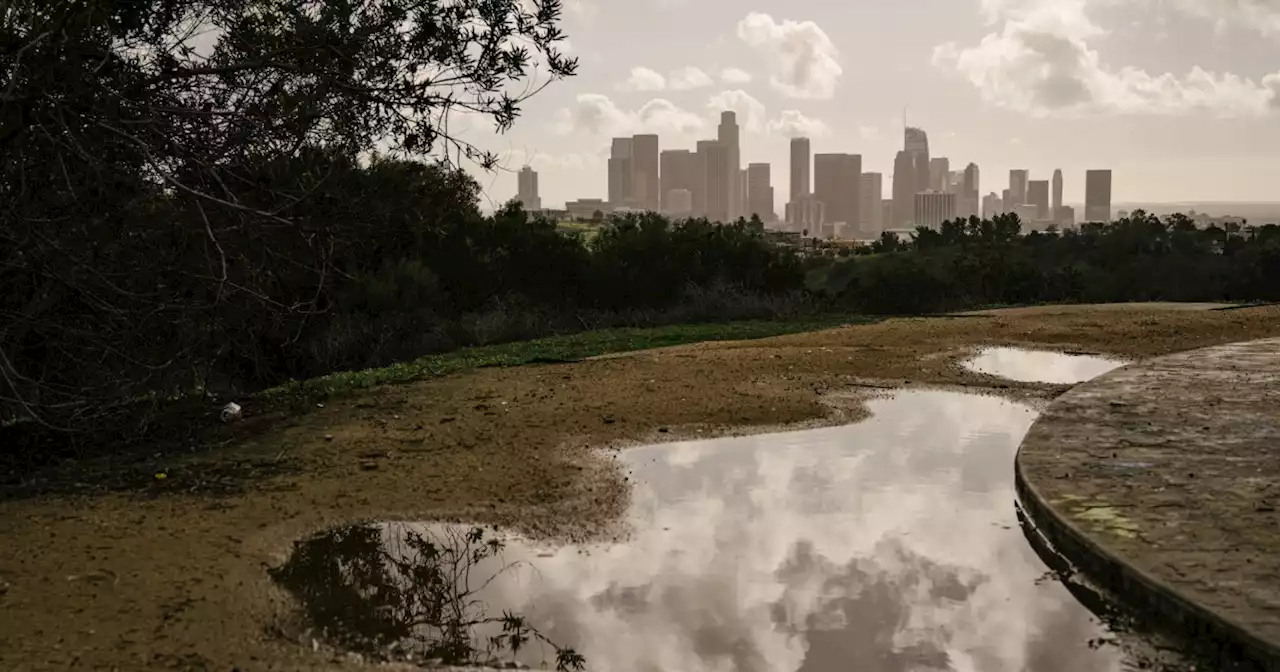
[914,192,956,230]
[859,172,883,236]
[929,157,950,192]
[717,112,741,220]
[1028,180,1049,220]
[982,192,1003,218]
[516,166,540,210]
[1009,169,1028,207]
[746,163,774,222]
[963,163,980,199]
[1085,170,1113,223]
[1052,169,1064,222]
[631,134,660,212]
[660,149,698,216]
[608,138,633,208]
[700,141,731,223]
[904,127,930,196]
[892,150,916,227]
[813,153,861,233]
[789,138,811,203]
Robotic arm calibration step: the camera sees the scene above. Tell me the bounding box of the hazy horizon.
[443,0,1279,214]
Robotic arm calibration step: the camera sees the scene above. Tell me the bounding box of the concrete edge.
[1013,361,1280,670]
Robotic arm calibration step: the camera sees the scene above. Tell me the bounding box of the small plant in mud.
[271,524,585,670]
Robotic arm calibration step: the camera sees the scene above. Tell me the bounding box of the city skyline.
[438,0,1280,212]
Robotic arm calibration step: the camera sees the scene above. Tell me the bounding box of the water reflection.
[275,391,1153,671]
[961,347,1126,384]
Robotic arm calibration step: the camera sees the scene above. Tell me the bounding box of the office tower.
[694,140,720,218]
[790,138,811,202]
[1028,180,1049,220]
[1014,203,1040,227]
[859,172,883,235]
[881,199,894,230]
[963,163,980,199]
[929,157,950,192]
[717,111,741,220]
[982,192,1003,219]
[904,126,930,196]
[813,153,862,231]
[700,140,731,223]
[516,165,540,210]
[608,138,633,208]
[739,169,750,220]
[948,171,963,194]
[913,191,956,230]
[665,189,692,217]
[660,149,697,215]
[892,150,915,227]
[1009,169,1028,206]
[746,163,774,222]
[631,134,660,212]
[1052,169,1063,222]
[1085,169,1112,223]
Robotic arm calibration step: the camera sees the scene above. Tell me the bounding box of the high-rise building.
[813,153,862,230]
[929,157,951,192]
[982,192,1003,218]
[892,150,916,227]
[859,172,883,236]
[608,138,633,208]
[1058,205,1076,228]
[631,134,660,212]
[1051,169,1064,222]
[1009,169,1029,207]
[913,191,956,230]
[963,163,980,199]
[1001,188,1011,212]
[700,140,731,223]
[881,199,894,230]
[1028,180,1050,220]
[1085,169,1112,223]
[790,138,811,203]
[739,169,750,220]
[746,163,774,222]
[904,127,930,196]
[516,165,540,210]
[660,149,698,215]
[717,112,741,220]
[694,140,720,218]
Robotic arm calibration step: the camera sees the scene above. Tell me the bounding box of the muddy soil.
[2,304,1279,671]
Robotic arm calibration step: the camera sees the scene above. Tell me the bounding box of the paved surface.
[1016,338,1280,668]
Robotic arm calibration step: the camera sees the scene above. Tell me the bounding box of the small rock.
[323,434,334,441]
[359,461,378,471]
[658,427,669,433]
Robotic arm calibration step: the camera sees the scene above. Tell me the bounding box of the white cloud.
[496,148,602,172]
[719,67,754,85]
[619,66,667,92]
[735,12,843,99]
[767,110,830,138]
[706,89,768,132]
[1166,0,1280,35]
[669,66,715,91]
[553,94,707,137]
[858,125,883,142]
[933,0,1280,117]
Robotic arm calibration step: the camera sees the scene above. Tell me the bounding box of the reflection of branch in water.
[271,524,584,671]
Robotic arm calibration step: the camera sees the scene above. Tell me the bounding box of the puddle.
[962,347,1126,384]
[273,390,1181,671]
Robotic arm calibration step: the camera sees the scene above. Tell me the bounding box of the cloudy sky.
[452,0,1280,212]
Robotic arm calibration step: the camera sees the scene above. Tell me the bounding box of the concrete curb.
[1014,340,1280,671]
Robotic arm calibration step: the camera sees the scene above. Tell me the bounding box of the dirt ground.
[1,304,1279,672]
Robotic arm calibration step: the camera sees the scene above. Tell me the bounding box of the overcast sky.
[450,0,1280,211]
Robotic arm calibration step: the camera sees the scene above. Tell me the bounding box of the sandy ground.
[2,304,1280,671]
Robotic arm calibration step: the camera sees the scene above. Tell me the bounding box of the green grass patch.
[266,315,868,400]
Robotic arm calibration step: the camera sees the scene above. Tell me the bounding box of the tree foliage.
[0,0,574,427]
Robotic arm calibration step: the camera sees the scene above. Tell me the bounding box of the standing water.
[962,347,1126,384]
[275,355,1169,671]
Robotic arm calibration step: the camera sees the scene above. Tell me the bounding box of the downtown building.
[746,163,775,222]
[1085,169,1112,223]
[608,138,633,209]
[913,191,956,230]
[1008,169,1029,208]
[698,139,731,223]
[516,166,541,211]
[660,149,701,217]
[859,172,884,236]
[814,153,862,238]
[1028,180,1050,221]
[717,112,741,220]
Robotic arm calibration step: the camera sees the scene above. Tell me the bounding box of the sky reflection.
[961,347,1126,384]
[380,390,1130,672]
